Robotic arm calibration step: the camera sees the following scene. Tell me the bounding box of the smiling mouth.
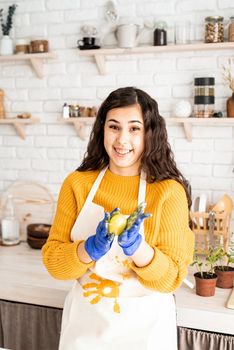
[114,147,132,155]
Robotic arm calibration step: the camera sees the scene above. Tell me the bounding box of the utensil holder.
[190,210,231,254]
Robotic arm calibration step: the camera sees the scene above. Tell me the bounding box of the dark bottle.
[154,28,167,46]
[154,22,167,46]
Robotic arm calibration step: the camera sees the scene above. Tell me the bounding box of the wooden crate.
[190,210,231,254]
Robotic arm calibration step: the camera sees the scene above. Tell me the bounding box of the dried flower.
[222,58,234,93]
[0,4,17,36]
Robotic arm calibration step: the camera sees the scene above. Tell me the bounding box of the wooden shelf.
[60,116,234,141]
[79,42,234,75]
[0,52,56,78]
[166,117,234,141]
[59,117,95,140]
[0,117,40,139]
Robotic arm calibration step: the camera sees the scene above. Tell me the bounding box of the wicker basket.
[190,210,231,254]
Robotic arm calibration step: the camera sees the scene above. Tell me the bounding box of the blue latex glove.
[118,213,151,256]
[85,212,114,261]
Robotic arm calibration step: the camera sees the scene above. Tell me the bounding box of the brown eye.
[130,126,141,132]
[109,124,119,130]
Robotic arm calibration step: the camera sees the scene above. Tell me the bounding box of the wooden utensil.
[226,288,234,309]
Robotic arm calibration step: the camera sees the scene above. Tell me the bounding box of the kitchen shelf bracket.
[167,117,234,141]
[59,117,96,140]
[0,52,56,78]
[183,122,192,142]
[30,57,43,79]
[94,54,106,75]
[0,117,40,139]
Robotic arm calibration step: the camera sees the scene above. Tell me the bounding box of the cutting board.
[226,288,234,309]
[0,181,55,241]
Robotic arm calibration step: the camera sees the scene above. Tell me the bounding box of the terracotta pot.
[227,93,234,117]
[215,266,234,289]
[194,272,217,297]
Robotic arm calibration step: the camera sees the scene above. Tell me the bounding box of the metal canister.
[194,77,215,118]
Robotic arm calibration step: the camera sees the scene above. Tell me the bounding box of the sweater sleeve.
[42,173,94,280]
[131,181,195,292]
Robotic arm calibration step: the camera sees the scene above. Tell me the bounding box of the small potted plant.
[191,247,220,297]
[214,246,234,289]
[0,4,17,55]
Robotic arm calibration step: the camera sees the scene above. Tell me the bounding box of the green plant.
[191,246,220,278]
[215,246,234,271]
[0,4,17,36]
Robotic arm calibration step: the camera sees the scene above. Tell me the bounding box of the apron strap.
[79,166,108,215]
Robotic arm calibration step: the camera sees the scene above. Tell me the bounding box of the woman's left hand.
[118,214,150,256]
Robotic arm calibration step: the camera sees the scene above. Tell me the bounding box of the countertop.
[0,243,233,335]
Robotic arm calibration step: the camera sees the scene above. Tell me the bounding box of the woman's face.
[104,103,145,176]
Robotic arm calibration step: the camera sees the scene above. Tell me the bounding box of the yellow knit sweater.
[42,169,194,293]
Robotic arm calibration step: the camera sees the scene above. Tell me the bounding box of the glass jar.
[154,21,167,46]
[70,104,80,118]
[228,16,234,42]
[205,16,224,43]
[175,21,191,44]
[194,77,215,118]
[1,194,20,246]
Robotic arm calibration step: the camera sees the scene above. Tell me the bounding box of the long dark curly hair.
[78,87,192,209]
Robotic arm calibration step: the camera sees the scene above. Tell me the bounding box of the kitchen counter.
[0,243,233,335]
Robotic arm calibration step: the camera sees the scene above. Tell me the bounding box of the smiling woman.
[42,86,194,350]
[104,104,145,176]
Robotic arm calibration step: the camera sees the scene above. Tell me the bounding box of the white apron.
[59,167,178,350]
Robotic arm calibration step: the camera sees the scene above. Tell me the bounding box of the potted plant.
[191,247,220,297]
[214,246,234,289]
[0,4,17,55]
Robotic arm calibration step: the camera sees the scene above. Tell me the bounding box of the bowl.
[27,223,51,239]
[27,235,47,249]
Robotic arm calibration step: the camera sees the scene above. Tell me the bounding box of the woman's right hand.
[84,212,114,261]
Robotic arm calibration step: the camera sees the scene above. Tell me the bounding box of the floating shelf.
[0,117,40,139]
[0,52,56,78]
[79,42,234,74]
[59,117,95,140]
[60,116,234,141]
[166,117,234,141]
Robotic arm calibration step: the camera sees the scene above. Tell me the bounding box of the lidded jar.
[194,77,215,118]
[205,16,224,43]
[154,21,167,46]
[228,16,234,42]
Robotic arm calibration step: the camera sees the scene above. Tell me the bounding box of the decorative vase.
[194,272,217,297]
[227,93,234,118]
[215,266,234,289]
[0,35,13,56]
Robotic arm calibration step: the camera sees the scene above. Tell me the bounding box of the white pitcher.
[115,18,145,48]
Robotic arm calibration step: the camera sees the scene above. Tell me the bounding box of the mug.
[77,37,95,47]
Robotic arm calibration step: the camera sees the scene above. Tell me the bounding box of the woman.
[42,87,194,350]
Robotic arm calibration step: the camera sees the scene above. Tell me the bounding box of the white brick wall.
[0,0,233,231]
